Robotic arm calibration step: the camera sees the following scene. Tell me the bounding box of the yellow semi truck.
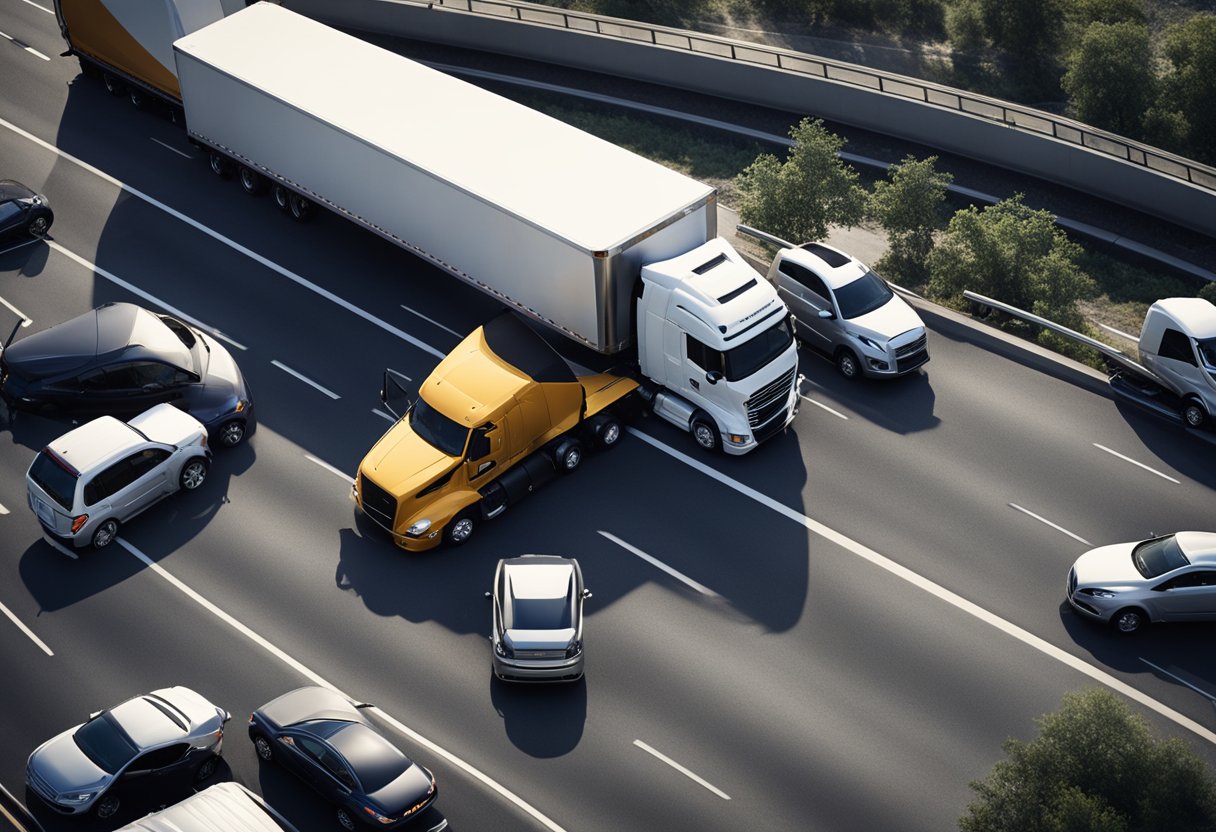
[355,314,638,551]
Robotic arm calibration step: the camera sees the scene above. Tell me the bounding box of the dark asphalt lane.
[4,6,1216,832]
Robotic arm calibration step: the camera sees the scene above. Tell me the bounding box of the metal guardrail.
[400,0,1216,196]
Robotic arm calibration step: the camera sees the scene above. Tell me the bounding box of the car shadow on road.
[796,346,940,434]
[0,236,51,277]
[1111,400,1216,492]
[489,672,588,758]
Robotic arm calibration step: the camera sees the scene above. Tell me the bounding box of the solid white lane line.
[150,137,193,159]
[626,426,1216,747]
[0,294,32,327]
[0,503,8,515]
[372,408,396,423]
[17,0,53,13]
[633,740,731,800]
[798,394,849,420]
[1140,659,1216,702]
[0,600,52,657]
[598,531,719,598]
[272,360,339,399]
[0,29,49,60]
[0,115,446,361]
[400,304,463,338]
[48,241,248,350]
[1007,503,1092,546]
[1092,443,1180,484]
[113,538,566,832]
[305,453,354,485]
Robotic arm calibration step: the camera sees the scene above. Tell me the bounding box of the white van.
[116,782,297,832]
[1138,298,1216,428]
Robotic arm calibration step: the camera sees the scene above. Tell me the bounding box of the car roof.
[1151,298,1216,340]
[2,303,192,377]
[327,721,411,778]
[108,694,192,749]
[259,686,362,729]
[502,557,576,600]
[1178,532,1216,563]
[780,242,870,291]
[45,416,145,474]
[0,179,35,201]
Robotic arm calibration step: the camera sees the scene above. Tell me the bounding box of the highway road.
[2,2,1216,831]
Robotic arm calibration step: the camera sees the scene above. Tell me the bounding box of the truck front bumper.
[351,489,442,551]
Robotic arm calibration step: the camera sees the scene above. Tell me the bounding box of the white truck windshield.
[722,317,794,382]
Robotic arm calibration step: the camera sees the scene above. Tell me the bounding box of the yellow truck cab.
[356,314,637,550]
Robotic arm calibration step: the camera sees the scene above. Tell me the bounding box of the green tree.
[735,117,866,244]
[1062,21,1155,137]
[1160,14,1216,163]
[926,195,1094,329]
[866,155,953,286]
[959,689,1216,832]
[1200,282,1216,305]
[977,0,1066,97]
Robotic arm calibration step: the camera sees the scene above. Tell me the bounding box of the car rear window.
[1133,535,1189,578]
[28,451,78,510]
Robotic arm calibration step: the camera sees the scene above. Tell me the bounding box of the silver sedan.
[1067,532,1216,634]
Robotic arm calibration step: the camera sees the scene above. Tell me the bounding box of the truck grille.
[894,333,927,358]
[746,367,797,429]
[358,474,397,530]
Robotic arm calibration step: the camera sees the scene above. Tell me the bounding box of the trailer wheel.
[1182,398,1208,429]
[102,73,124,96]
[239,167,267,196]
[690,414,720,453]
[272,184,291,213]
[288,193,315,222]
[595,415,622,449]
[208,151,234,179]
[554,439,583,473]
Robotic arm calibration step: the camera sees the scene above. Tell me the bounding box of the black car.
[0,180,53,242]
[0,302,254,446]
[249,687,441,831]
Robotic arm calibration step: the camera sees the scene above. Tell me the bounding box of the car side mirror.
[705,371,722,385]
[818,309,835,320]
[581,588,593,599]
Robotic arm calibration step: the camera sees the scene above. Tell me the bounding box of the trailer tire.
[288,193,315,222]
[272,184,291,213]
[239,167,267,196]
[208,151,234,179]
[554,439,583,473]
[594,415,622,449]
[690,414,720,453]
[1182,398,1208,429]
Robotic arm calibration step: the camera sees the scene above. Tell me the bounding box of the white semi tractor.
[52,1,800,454]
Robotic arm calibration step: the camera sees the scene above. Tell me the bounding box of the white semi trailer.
[55,1,801,454]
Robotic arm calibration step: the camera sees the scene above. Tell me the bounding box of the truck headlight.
[406,518,432,536]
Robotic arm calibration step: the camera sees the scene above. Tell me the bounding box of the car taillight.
[70,514,88,534]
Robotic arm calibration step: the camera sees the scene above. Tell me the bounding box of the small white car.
[25,686,230,819]
[26,402,211,549]
[489,555,591,682]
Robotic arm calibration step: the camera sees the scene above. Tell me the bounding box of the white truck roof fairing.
[173,3,714,254]
[1150,298,1216,339]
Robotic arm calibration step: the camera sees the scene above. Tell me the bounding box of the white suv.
[26,403,211,549]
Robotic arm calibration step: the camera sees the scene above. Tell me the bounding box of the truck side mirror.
[818,309,835,320]
[380,368,412,420]
[581,588,593,599]
[705,370,722,385]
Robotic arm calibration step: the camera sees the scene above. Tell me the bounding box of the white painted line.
[0,599,53,657]
[48,241,248,350]
[633,740,730,800]
[0,237,44,256]
[400,304,464,338]
[41,535,78,560]
[0,294,32,327]
[598,531,719,598]
[272,360,340,399]
[1141,658,1216,702]
[113,537,566,832]
[0,29,49,60]
[305,453,354,485]
[0,115,445,361]
[372,408,397,423]
[0,502,8,515]
[17,0,54,13]
[150,137,193,160]
[625,426,1216,747]
[1098,323,1138,342]
[1092,443,1180,484]
[798,394,848,420]
[1007,503,1092,545]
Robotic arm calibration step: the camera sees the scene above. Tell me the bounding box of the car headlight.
[856,334,884,352]
[406,518,432,536]
[59,792,95,804]
[1080,588,1117,598]
[361,805,396,825]
[565,640,583,659]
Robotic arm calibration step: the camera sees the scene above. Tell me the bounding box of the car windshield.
[510,597,572,630]
[834,270,894,319]
[408,397,469,457]
[1132,535,1190,578]
[1198,337,1216,370]
[722,316,794,382]
[28,451,77,510]
[73,713,138,774]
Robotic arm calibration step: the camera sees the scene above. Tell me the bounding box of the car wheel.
[253,733,274,762]
[179,458,209,491]
[194,754,218,782]
[1112,607,1148,635]
[337,807,358,832]
[690,414,719,453]
[272,184,291,212]
[445,510,476,546]
[596,415,622,449]
[554,438,583,473]
[91,519,118,550]
[94,793,120,819]
[27,211,51,237]
[836,348,861,380]
[102,73,123,96]
[238,166,266,196]
[218,420,246,447]
[288,192,314,222]
[1182,398,1208,429]
[208,151,234,179]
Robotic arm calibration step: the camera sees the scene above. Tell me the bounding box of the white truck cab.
[638,238,800,454]
[1139,297,1216,428]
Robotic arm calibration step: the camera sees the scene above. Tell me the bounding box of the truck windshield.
[722,316,794,381]
[409,398,469,457]
[835,270,894,319]
[1198,338,1216,370]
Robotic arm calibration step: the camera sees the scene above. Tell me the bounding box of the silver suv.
[489,555,591,682]
[26,403,211,549]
